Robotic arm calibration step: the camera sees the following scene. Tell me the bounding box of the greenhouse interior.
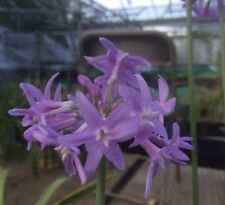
[0,0,225,205]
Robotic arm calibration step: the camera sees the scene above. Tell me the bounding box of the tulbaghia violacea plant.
[181,0,225,19]
[9,37,192,198]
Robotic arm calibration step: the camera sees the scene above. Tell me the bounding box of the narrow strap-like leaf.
[35,177,68,205]
[54,175,112,205]
[54,180,97,205]
[0,169,9,205]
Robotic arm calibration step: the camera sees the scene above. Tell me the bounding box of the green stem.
[218,0,225,122]
[105,80,114,110]
[95,70,115,205]
[96,158,106,205]
[185,1,199,205]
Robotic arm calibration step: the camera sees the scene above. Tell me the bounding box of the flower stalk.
[95,76,115,205]
[96,158,106,205]
[105,79,115,113]
[185,1,199,205]
[218,0,225,122]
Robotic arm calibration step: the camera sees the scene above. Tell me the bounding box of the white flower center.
[141,109,158,123]
[96,127,109,147]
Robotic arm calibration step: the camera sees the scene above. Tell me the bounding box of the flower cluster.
[9,37,192,198]
[181,0,225,19]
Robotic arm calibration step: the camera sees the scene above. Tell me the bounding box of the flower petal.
[172,150,190,162]
[119,70,138,87]
[126,55,151,70]
[20,83,43,101]
[104,142,125,170]
[33,128,56,145]
[75,91,103,128]
[108,117,139,141]
[24,125,38,142]
[163,98,176,113]
[62,153,76,176]
[74,155,87,184]
[135,74,152,107]
[44,73,59,100]
[84,142,103,176]
[20,83,39,107]
[58,131,94,146]
[145,162,159,198]
[131,124,152,147]
[158,75,169,102]
[179,141,193,150]
[78,75,93,91]
[107,104,132,128]
[172,123,180,139]
[99,37,118,53]
[148,119,168,143]
[85,56,112,73]
[119,85,142,112]
[8,108,34,116]
[54,84,62,101]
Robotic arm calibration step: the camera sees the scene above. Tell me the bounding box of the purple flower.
[59,91,139,176]
[78,75,102,101]
[119,74,167,145]
[8,37,192,198]
[158,75,176,114]
[9,73,87,184]
[55,144,86,183]
[85,37,151,86]
[182,0,225,19]
[9,73,79,146]
[34,124,87,184]
[77,74,105,109]
[142,123,192,198]
[158,75,176,123]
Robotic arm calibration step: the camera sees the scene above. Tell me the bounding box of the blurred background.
[0,0,224,204]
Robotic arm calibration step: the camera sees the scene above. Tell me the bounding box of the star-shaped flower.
[85,37,151,86]
[59,91,139,176]
[142,123,192,197]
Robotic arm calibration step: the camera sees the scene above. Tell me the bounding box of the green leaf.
[54,175,113,205]
[0,169,9,205]
[35,177,69,205]
[54,180,96,205]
